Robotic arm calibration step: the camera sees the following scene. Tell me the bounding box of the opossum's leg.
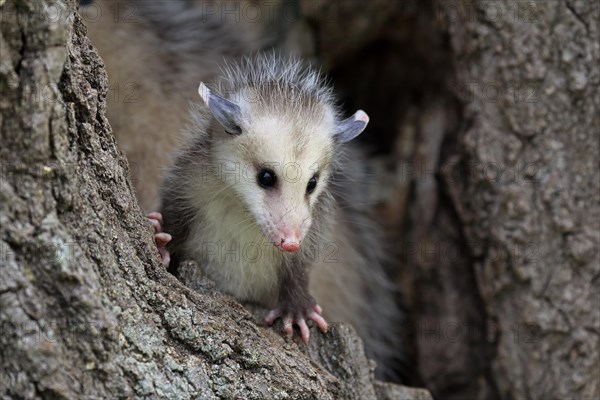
[147,212,171,267]
[265,264,328,344]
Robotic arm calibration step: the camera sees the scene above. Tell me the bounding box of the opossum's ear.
[198,82,242,135]
[334,110,369,142]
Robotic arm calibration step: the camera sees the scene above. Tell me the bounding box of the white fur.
[184,182,283,304]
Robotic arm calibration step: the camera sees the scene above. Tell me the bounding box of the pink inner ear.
[355,110,370,123]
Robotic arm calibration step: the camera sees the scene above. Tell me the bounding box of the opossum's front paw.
[265,304,328,344]
[147,212,172,267]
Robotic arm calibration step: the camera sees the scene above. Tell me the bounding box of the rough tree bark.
[0,1,432,399]
[445,1,599,399]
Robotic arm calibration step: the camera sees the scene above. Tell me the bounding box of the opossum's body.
[161,55,402,377]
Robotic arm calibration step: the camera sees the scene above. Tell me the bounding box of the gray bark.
[0,1,431,399]
[446,1,599,399]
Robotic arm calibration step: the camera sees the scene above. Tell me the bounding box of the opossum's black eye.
[257,169,276,189]
[306,176,318,194]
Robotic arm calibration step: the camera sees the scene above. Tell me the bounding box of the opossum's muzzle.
[272,231,301,253]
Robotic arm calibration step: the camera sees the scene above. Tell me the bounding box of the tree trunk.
[0,1,431,399]
[446,1,599,399]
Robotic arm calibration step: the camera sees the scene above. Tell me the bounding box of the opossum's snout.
[264,205,310,253]
[245,167,314,253]
[272,229,301,253]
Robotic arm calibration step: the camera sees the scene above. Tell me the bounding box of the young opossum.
[159,54,403,377]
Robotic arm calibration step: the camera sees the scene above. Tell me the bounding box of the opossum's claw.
[307,308,328,334]
[265,304,328,344]
[147,212,172,267]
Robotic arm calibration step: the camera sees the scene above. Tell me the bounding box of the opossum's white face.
[216,114,335,252]
[200,82,368,253]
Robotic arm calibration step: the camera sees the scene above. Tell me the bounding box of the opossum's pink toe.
[149,218,160,233]
[297,318,310,344]
[147,212,172,267]
[265,309,281,325]
[283,317,294,338]
[148,212,164,234]
[158,245,170,266]
[307,310,328,333]
[313,304,323,315]
[155,232,172,246]
[147,212,163,225]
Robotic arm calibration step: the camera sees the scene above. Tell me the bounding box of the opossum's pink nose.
[280,240,300,252]
[276,231,300,252]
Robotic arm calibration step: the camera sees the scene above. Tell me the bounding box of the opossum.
[158,54,403,378]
